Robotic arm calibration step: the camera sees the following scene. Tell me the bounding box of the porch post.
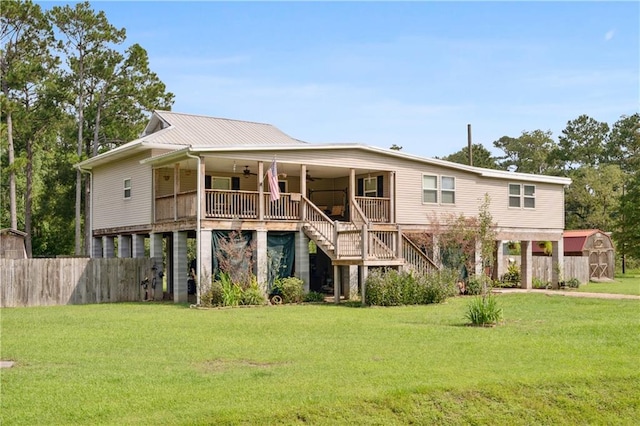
[349,169,356,222]
[118,235,131,258]
[258,162,265,221]
[255,229,268,294]
[173,231,188,303]
[520,240,533,289]
[552,237,564,289]
[200,157,207,219]
[199,229,213,300]
[300,164,307,220]
[295,230,310,292]
[132,234,145,258]
[360,266,369,306]
[347,265,358,300]
[495,240,505,280]
[333,264,340,303]
[432,234,441,267]
[92,237,103,258]
[103,236,114,258]
[173,163,180,221]
[389,171,395,223]
[150,233,164,300]
[474,239,483,276]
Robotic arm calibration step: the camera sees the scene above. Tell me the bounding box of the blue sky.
[41,1,639,159]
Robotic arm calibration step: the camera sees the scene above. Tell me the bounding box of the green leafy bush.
[242,282,266,306]
[500,263,521,287]
[532,277,550,289]
[466,293,503,326]
[364,268,458,306]
[465,274,493,295]
[220,272,243,307]
[200,280,223,307]
[565,278,581,289]
[303,291,326,303]
[273,277,305,303]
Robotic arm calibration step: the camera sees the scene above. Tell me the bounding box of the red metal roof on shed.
[532,229,604,255]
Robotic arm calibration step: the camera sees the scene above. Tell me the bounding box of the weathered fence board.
[500,255,590,284]
[0,258,154,308]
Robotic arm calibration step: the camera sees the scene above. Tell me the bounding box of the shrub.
[220,272,243,307]
[273,277,305,304]
[466,293,503,326]
[532,277,550,289]
[200,280,223,307]
[500,263,520,287]
[242,282,266,306]
[465,274,493,296]
[303,291,326,303]
[565,278,581,289]
[364,268,458,306]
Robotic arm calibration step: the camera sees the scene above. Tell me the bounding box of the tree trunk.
[2,75,18,230]
[75,70,84,255]
[25,137,33,257]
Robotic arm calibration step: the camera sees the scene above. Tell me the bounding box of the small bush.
[273,277,305,303]
[500,263,521,287]
[465,274,493,295]
[220,272,243,307]
[364,268,458,306]
[466,293,503,326]
[242,282,266,305]
[564,278,581,289]
[303,291,326,303]
[200,281,223,307]
[533,277,550,289]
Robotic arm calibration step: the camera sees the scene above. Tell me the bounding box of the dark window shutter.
[231,177,240,190]
[377,175,384,197]
[357,178,364,196]
[205,175,212,189]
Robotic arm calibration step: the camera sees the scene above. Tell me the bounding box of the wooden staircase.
[301,196,439,272]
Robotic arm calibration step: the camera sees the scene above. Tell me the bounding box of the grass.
[577,272,640,296]
[1,294,639,425]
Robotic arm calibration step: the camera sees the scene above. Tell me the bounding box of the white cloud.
[604,29,615,41]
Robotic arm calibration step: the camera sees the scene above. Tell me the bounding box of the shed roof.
[0,228,27,237]
[533,229,611,255]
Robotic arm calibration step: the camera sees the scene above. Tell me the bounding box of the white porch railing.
[355,196,390,223]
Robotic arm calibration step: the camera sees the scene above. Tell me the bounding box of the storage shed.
[534,229,615,280]
[0,228,27,259]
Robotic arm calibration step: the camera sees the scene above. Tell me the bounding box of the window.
[509,183,536,209]
[423,175,438,203]
[278,180,288,194]
[211,177,231,190]
[123,178,131,199]
[364,177,377,197]
[441,176,455,204]
[423,175,455,204]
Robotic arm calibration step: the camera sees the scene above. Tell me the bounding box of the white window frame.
[123,178,132,199]
[509,183,536,209]
[423,174,456,205]
[363,176,377,197]
[441,176,456,204]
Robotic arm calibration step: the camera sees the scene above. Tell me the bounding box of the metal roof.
[142,111,307,147]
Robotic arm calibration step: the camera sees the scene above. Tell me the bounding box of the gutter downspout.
[77,165,93,258]
[185,148,202,305]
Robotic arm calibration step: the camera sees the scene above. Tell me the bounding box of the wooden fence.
[500,256,590,284]
[0,258,155,308]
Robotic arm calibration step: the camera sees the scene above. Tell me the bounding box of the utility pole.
[467,124,473,166]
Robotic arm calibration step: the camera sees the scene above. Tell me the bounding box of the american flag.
[267,160,280,202]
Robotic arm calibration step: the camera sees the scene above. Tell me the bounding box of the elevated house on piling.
[77,111,572,302]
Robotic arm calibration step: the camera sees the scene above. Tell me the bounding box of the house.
[532,229,614,281]
[77,111,572,303]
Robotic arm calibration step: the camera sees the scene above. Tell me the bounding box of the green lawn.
[1,295,639,425]
[578,272,640,296]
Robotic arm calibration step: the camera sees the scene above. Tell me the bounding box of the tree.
[493,130,558,174]
[605,113,640,174]
[441,143,498,169]
[49,1,126,255]
[556,114,609,170]
[1,0,58,255]
[564,164,624,231]
[613,171,640,260]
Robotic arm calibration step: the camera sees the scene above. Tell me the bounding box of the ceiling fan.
[306,171,323,182]
[242,166,257,178]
